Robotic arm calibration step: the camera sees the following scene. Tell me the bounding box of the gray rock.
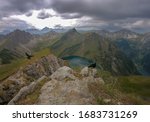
[23,63,45,79]
[8,76,47,105]
[51,66,76,81]
[103,99,111,103]
[37,78,96,105]
[80,67,89,77]
[0,54,64,104]
[23,54,65,79]
[80,67,97,77]
[37,67,105,105]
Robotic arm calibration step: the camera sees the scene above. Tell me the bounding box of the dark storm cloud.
[1,0,150,20]
[60,13,82,19]
[50,0,150,20]
[49,0,150,32]
[0,0,51,18]
[0,0,150,32]
[0,0,150,19]
[37,10,52,19]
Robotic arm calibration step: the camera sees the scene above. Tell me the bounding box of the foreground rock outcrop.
[0,54,64,104]
[1,54,130,105]
[5,64,105,105]
[37,66,104,105]
[23,54,64,79]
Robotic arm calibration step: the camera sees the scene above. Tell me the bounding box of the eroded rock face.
[8,76,47,105]
[0,78,23,104]
[37,66,104,105]
[23,54,64,79]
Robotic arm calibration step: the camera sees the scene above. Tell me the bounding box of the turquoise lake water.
[62,56,94,67]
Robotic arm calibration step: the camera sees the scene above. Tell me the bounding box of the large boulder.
[37,67,105,105]
[80,67,97,77]
[50,66,76,81]
[80,67,89,77]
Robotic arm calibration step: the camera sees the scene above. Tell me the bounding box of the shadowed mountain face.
[113,29,139,39]
[0,35,4,40]
[101,30,150,75]
[0,30,34,64]
[51,29,139,75]
[93,29,140,40]
[141,34,150,74]
[0,29,33,51]
[5,29,33,48]
[113,33,150,75]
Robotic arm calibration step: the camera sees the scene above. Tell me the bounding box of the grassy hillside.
[0,49,17,64]
[116,76,150,104]
[91,70,150,104]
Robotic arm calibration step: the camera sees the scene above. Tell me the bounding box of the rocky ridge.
[0,54,64,104]
[37,66,104,105]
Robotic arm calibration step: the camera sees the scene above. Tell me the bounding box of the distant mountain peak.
[117,29,136,34]
[69,28,77,32]
[119,29,131,32]
[6,29,33,46]
[113,29,139,39]
[41,27,51,31]
[68,28,78,33]
[85,32,103,39]
[8,29,31,36]
[72,28,77,31]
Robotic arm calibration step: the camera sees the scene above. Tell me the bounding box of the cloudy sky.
[0,0,150,33]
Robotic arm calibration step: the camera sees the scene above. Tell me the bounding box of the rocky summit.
[37,66,104,105]
[7,64,105,105]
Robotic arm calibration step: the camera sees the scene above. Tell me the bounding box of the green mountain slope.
[51,28,83,56]
[0,30,33,64]
[51,29,138,75]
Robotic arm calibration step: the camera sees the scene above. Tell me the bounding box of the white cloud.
[11,9,77,29]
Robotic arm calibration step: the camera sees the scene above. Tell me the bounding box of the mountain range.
[0,28,150,75]
[0,27,67,35]
[51,29,139,75]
